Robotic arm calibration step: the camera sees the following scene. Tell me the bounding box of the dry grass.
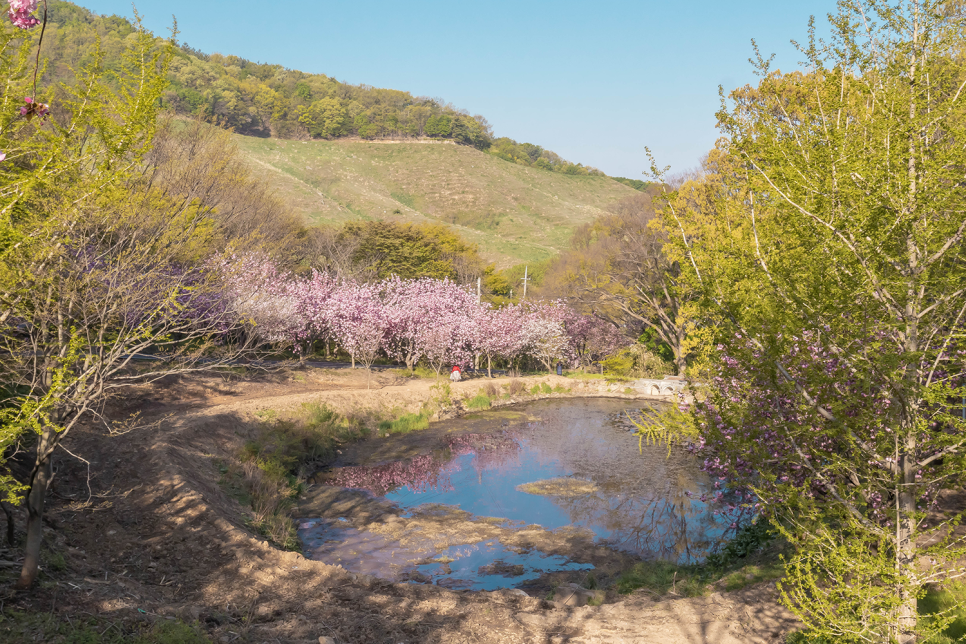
[232,136,638,266]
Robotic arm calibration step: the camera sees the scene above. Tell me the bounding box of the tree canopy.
[664,1,966,640]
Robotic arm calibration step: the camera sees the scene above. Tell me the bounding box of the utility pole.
[521,265,529,300]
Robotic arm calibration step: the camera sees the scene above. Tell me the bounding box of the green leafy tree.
[0,13,262,589]
[666,1,966,640]
[299,97,348,138]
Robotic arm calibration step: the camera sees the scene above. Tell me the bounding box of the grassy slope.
[233,136,639,266]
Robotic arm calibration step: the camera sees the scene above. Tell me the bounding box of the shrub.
[540,382,553,394]
[603,344,672,378]
[506,380,527,396]
[429,381,454,414]
[529,384,542,395]
[482,382,499,397]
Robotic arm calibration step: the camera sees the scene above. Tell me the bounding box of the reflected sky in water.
[325,398,729,563]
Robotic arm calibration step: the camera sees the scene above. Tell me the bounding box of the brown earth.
[0,366,799,643]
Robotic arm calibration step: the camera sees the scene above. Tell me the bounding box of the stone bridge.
[631,375,689,398]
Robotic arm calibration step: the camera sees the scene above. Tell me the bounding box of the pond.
[297,398,731,592]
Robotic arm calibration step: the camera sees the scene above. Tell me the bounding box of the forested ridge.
[34,0,643,184]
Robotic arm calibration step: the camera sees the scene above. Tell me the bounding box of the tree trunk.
[487,354,492,379]
[896,439,917,643]
[351,353,355,369]
[672,329,686,376]
[17,432,54,589]
[1,502,14,546]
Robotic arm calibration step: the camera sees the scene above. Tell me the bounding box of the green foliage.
[787,581,966,644]
[664,2,966,639]
[602,344,670,379]
[612,177,649,191]
[488,137,604,176]
[35,3,580,165]
[703,520,776,569]
[638,327,674,363]
[919,582,966,644]
[0,13,175,507]
[540,382,552,394]
[465,394,492,410]
[617,521,782,597]
[429,381,454,415]
[339,220,491,281]
[626,404,701,456]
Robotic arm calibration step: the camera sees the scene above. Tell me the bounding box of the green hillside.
[234,136,640,266]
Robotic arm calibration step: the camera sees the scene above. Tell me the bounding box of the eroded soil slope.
[0,367,798,643]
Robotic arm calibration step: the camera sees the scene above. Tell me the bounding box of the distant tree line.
[31,1,613,178]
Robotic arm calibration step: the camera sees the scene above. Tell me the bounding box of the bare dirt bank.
[0,367,798,643]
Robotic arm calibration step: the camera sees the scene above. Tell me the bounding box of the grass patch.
[564,371,606,380]
[42,549,67,572]
[617,520,783,598]
[389,364,437,379]
[0,611,211,643]
[466,394,492,410]
[223,402,366,550]
[378,411,430,435]
[616,560,711,597]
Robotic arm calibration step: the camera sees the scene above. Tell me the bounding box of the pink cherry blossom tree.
[518,302,573,371]
[471,303,526,377]
[215,252,300,345]
[326,281,388,387]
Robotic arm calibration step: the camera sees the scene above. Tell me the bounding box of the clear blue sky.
[78,0,838,179]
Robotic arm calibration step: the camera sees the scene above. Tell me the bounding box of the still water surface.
[299,398,729,590]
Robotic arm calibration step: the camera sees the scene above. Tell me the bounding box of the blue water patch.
[304,399,736,589]
[415,541,593,591]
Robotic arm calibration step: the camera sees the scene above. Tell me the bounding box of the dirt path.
[1,368,798,643]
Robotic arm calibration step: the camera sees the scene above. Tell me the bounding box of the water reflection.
[321,399,731,563]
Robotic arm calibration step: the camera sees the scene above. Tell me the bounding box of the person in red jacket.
[450,364,462,382]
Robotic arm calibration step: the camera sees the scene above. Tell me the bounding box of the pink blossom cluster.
[8,0,39,29]
[687,324,966,531]
[217,253,628,372]
[20,96,49,120]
